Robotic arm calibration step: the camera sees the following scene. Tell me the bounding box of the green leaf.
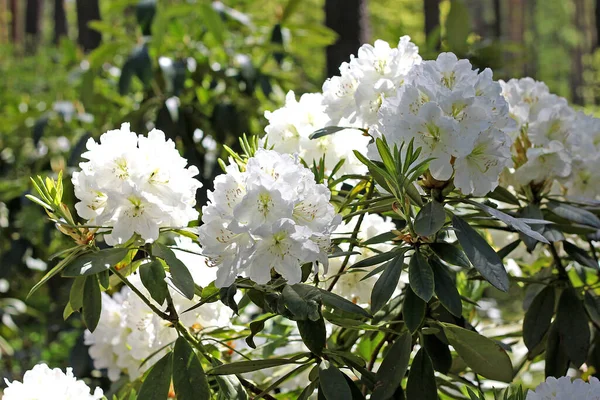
[445,0,471,54]
[556,288,590,367]
[319,361,352,400]
[214,375,249,400]
[283,284,321,321]
[140,259,169,305]
[371,255,404,313]
[545,321,570,378]
[430,257,462,317]
[406,348,437,400]
[209,358,299,375]
[138,351,173,400]
[563,241,598,270]
[62,248,129,277]
[452,216,509,292]
[584,291,600,327]
[152,242,195,299]
[82,275,102,332]
[488,186,520,206]
[497,240,521,259]
[371,329,412,400]
[408,251,434,302]
[547,201,600,229]
[430,242,471,269]
[310,126,353,139]
[362,231,397,246]
[172,337,210,400]
[351,250,399,268]
[414,201,446,237]
[523,286,555,352]
[422,334,451,374]
[245,313,276,349]
[220,284,239,314]
[200,3,225,44]
[297,317,327,356]
[403,285,426,333]
[318,288,372,318]
[442,324,513,382]
[69,276,86,311]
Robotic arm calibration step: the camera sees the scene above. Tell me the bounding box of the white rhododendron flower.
[3,363,104,400]
[72,123,202,245]
[264,90,369,175]
[322,36,421,128]
[198,149,340,287]
[329,213,397,305]
[526,376,600,399]
[85,240,229,381]
[375,52,513,195]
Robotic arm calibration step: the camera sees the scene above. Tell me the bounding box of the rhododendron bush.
[20,36,600,400]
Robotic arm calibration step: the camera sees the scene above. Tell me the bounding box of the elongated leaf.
[430,242,471,269]
[497,240,521,259]
[297,317,327,356]
[556,288,590,367]
[442,324,513,382]
[371,329,412,400]
[371,255,404,313]
[430,257,462,317]
[140,259,168,305]
[406,348,437,400]
[82,275,102,332]
[403,285,426,333]
[414,201,446,237]
[408,251,434,302]
[422,334,452,374]
[138,351,173,400]
[215,375,249,400]
[209,358,298,375]
[62,248,128,277]
[488,186,520,205]
[283,285,320,321]
[310,126,350,139]
[173,337,210,400]
[545,321,570,378]
[319,362,352,400]
[563,241,598,270]
[69,276,86,312]
[452,216,509,292]
[351,250,398,269]
[246,313,276,349]
[152,242,195,299]
[362,231,397,246]
[547,201,600,229]
[523,286,555,351]
[318,289,372,318]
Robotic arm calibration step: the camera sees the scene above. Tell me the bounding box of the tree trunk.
[507,0,525,76]
[9,0,21,45]
[571,0,586,105]
[424,0,441,49]
[76,0,101,52]
[595,0,600,49]
[493,0,501,38]
[24,0,42,53]
[324,0,370,78]
[53,0,67,44]
[469,0,487,38]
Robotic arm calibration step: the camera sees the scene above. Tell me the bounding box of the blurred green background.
[0,0,597,394]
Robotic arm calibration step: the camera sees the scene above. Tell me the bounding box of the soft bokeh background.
[0,0,597,395]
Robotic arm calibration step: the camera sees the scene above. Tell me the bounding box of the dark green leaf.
[422,334,452,374]
[319,361,352,400]
[371,329,412,400]
[523,286,555,351]
[547,201,600,229]
[414,201,446,237]
[556,288,590,367]
[63,248,129,277]
[283,284,321,321]
[563,241,598,270]
[403,285,426,333]
[310,126,352,139]
[297,317,327,356]
[497,240,521,259]
[371,255,404,313]
[442,324,513,382]
[430,242,471,269]
[351,249,399,268]
[82,275,102,332]
[219,284,239,314]
[362,231,398,246]
[584,291,600,327]
[69,276,86,311]
[408,251,434,302]
[215,375,248,400]
[140,259,169,305]
[488,186,520,206]
[209,358,299,375]
[406,348,437,400]
[173,337,210,400]
[545,321,570,378]
[430,257,462,317]
[153,242,195,299]
[138,351,173,400]
[245,313,276,349]
[318,288,372,318]
[452,216,509,292]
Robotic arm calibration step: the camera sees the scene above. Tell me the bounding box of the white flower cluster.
[3,363,103,400]
[198,149,340,287]
[72,123,201,246]
[329,213,397,305]
[322,36,422,128]
[85,238,230,381]
[374,53,514,196]
[501,78,600,198]
[264,91,369,175]
[526,376,600,400]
